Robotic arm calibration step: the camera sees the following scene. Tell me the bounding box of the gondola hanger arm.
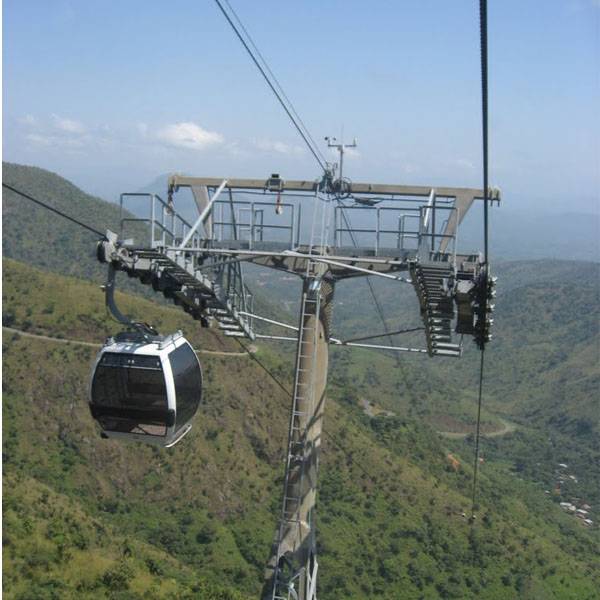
[102,263,157,337]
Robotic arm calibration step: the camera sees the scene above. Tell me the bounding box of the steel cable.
[214,0,327,172]
[214,0,400,369]
[2,182,107,239]
[471,0,490,522]
[222,0,327,168]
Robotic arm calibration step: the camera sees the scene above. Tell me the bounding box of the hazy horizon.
[3,1,599,216]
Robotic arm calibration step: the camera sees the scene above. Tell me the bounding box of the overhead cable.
[471,0,490,522]
[480,0,490,265]
[339,326,424,345]
[214,0,396,360]
[2,182,107,239]
[222,0,327,167]
[214,0,327,172]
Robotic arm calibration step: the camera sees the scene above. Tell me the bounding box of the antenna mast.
[325,135,357,196]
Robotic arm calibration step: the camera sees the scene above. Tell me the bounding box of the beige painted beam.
[168,174,500,202]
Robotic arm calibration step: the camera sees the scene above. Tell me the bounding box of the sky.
[3,0,599,214]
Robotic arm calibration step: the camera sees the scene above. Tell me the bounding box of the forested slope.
[2,162,125,281]
[3,260,600,599]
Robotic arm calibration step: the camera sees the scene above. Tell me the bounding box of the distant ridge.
[2,162,123,282]
[2,162,159,291]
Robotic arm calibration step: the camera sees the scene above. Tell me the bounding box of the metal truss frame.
[100,172,500,600]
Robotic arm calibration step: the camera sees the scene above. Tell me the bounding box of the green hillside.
[3,259,600,599]
[2,162,126,281]
[340,263,600,515]
[3,472,249,600]
[2,164,600,598]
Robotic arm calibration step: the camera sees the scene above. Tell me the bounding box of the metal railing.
[119,191,459,264]
[417,204,458,261]
[333,205,423,254]
[119,193,203,249]
[212,198,299,249]
[332,203,458,259]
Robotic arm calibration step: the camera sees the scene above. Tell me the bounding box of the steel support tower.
[264,263,333,599]
[97,172,499,600]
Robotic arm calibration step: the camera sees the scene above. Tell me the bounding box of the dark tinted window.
[91,352,168,437]
[169,343,202,429]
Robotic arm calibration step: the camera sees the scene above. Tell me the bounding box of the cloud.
[22,113,88,150]
[454,158,475,170]
[251,138,305,156]
[156,122,224,150]
[224,140,249,157]
[51,114,86,134]
[26,132,86,149]
[19,116,226,157]
[25,133,53,146]
[19,114,36,126]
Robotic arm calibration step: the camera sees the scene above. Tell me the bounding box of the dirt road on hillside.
[438,418,517,439]
[2,327,253,357]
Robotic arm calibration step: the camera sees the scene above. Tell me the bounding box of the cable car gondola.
[89,260,202,447]
[90,330,202,447]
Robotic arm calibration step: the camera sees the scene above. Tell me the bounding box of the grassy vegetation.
[3,472,249,600]
[3,258,600,599]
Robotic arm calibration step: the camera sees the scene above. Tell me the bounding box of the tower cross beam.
[168,174,498,202]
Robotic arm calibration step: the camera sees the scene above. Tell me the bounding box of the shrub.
[101,562,134,591]
[196,522,217,545]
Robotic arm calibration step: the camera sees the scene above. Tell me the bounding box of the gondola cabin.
[89,331,202,447]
